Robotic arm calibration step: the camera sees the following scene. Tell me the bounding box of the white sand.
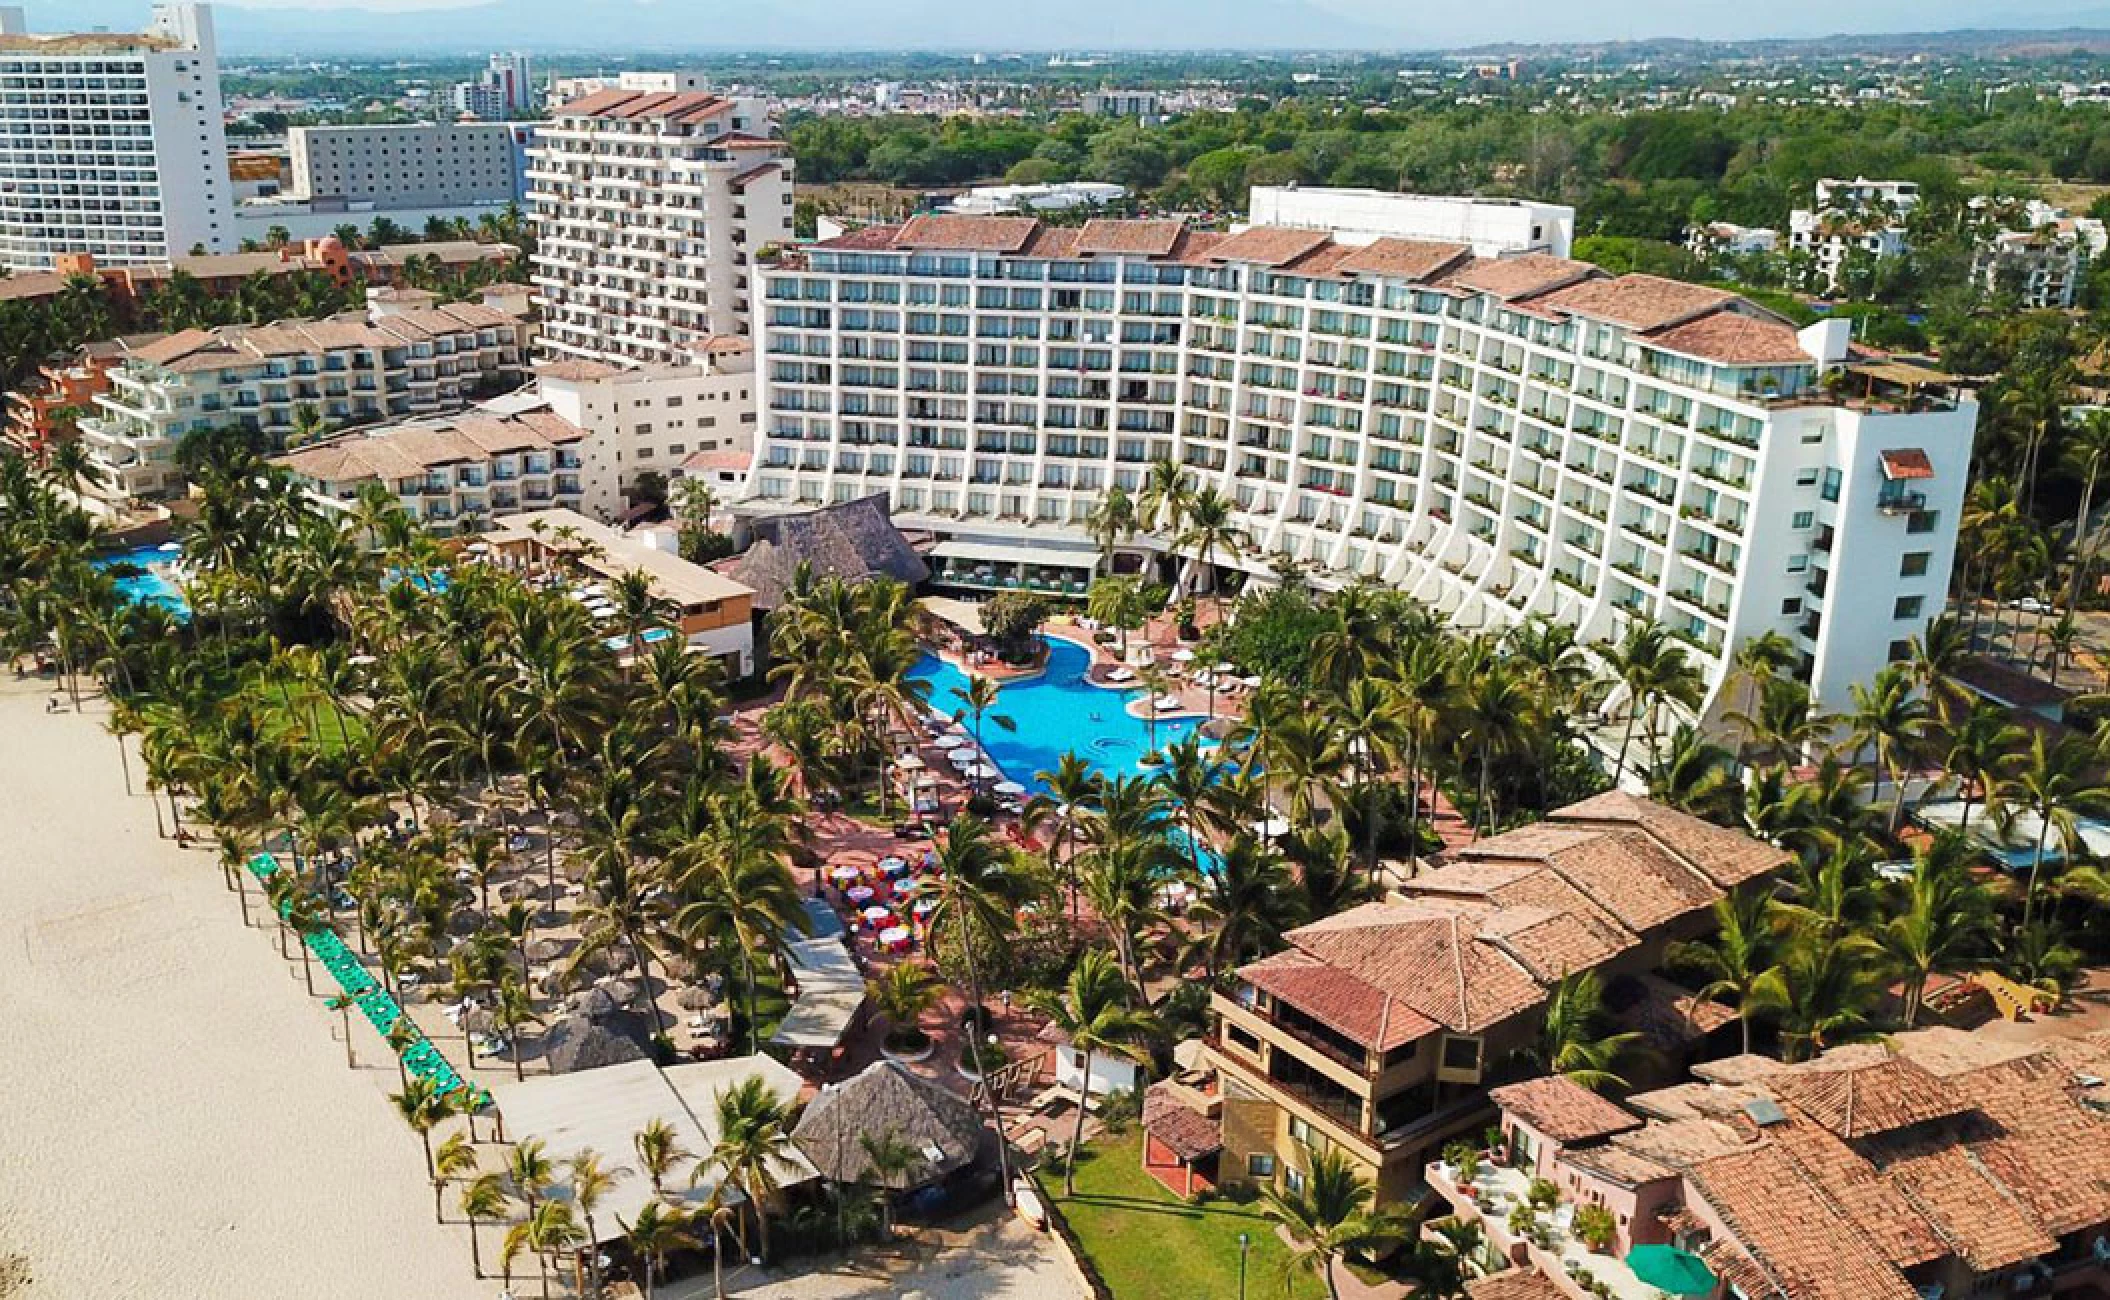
[0,677,500,1300]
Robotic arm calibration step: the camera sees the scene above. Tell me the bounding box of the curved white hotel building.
[743,204,1975,718]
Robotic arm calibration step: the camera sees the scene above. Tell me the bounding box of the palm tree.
[390,1075,454,1179]
[1752,935,1888,1062]
[504,1198,584,1300]
[634,1118,693,1198]
[1174,485,1243,617]
[1726,631,1796,761]
[1993,732,2110,927]
[1259,1148,1409,1300]
[1026,950,1159,1194]
[923,814,1020,1199]
[1522,970,1645,1090]
[1184,835,1301,970]
[867,960,943,1051]
[673,826,808,1056]
[432,1129,479,1224]
[569,1150,618,1296]
[1648,724,1740,822]
[460,1172,512,1280]
[2063,407,2110,618]
[1882,833,1996,1028]
[1025,752,1101,923]
[1943,702,2022,830]
[698,1075,797,1262]
[1084,484,1137,576]
[1456,662,1535,837]
[1846,663,1930,834]
[619,1200,699,1300]
[950,674,1015,798]
[1606,619,1704,786]
[857,1130,924,1237]
[508,1137,556,1212]
[1085,575,1152,661]
[1669,887,1787,1055]
[1139,456,1192,538]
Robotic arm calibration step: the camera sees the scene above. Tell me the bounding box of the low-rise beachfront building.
[75,300,531,513]
[1165,794,1787,1208]
[273,407,599,531]
[1431,1027,2110,1300]
[3,338,139,457]
[747,206,1976,720]
[484,507,756,678]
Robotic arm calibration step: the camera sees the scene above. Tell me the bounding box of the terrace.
[1428,1158,1667,1300]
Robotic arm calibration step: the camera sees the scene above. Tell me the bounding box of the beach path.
[0,678,496,1300]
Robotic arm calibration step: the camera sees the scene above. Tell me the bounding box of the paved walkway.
[668,1202,1084,1300]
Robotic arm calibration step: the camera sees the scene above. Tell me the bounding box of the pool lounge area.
[907,634,1211,794]
[1915,799,2110,871]
[94,543,190,619]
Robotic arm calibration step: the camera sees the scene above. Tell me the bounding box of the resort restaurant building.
[1160,794,1788,1208]
[483,507,757,679]
[1433,1028,2110,1300]
[745,205,1978,719]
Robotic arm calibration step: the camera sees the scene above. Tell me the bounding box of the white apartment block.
[0,2,233,271]
[1686,221,1779,258]
[1248,186,1575,258]
[536,337,758,496]
[1789,177,1920,292]
[287,121,527,207]
[273,408,601,532]
[745,212,1976,719]
[77,301,530,512]
[1081,90,1162,123]
[1966,198,2108,310]
[528,84,791,367]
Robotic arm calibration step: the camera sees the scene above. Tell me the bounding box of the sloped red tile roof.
[1237,948,1438,1052]
[1440,253,1599,300]
[1645,309,1812,365]
[1465,1269,1568,1300]
[1335,237,1474,281]
[1534,273,1736,330]
[1686,1143,1922,1300]
[1287,900,1549,1034]
[553,87,641,117]
[1879,448,1935,480]
[1761,1047,1973,1140]
[893,214,1041,252]
[1490,1076,1641,1144]
[1141,1082,1222,1160]
[1202,224,1333,266]
[1553,791,1791,888]
[1456,825,1719,934]
[1073,218,1185,256]
[813,223,906,251]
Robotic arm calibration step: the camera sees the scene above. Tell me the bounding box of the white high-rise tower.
[0,2,233,270]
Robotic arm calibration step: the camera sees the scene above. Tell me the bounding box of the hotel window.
[1894,596,1924,620]
[1900,552,1930,577]
[1246,1154,1276,1179]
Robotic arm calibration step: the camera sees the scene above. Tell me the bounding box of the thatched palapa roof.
[790,1061,987,1189]
[726,495,929,610]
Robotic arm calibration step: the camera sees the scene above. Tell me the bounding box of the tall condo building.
[0,2,233,270]
[288,121,530,207]
[527,84,789,367]
[746,210,1976,720]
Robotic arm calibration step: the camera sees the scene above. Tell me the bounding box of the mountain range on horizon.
[28,0,2110,56]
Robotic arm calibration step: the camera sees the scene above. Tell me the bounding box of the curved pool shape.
[910,636,1208,793]
[94,544,190,619]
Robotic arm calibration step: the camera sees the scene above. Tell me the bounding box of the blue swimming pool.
[94,544,190,618]
[909,635,1211,793]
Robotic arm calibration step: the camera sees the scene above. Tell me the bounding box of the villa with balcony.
[1167,793,1789,1209]
[1431,1026,2110,1300]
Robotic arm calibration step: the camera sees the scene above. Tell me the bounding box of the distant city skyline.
[29,0,2110,53]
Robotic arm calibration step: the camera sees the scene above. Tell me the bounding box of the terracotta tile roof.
[813,223,906,251]
[1761,1047,1973,1140]
[1018,224,1082,258]
[1440,253,1599,300]
[1166,229,1229,264]
[1203,224,1333,266]
[1645,309,1812,365]
[1073,218,1186,256]
[1606,972,1737,1049]
[1560,1140,1677,1186]
[1879,448,1935,480]
[1490,1076,1641,1144]
[1141,1082,1222,1161]
[893,214,1041,253]
[1335,237,1474,281]
[1275,241,1363,278]
[1534,274,1736,330]
[1872,1139,2056,1271]
[1553,791,1791,888]
[1237,948,1438,1052]
[553,87,640,117]
[537,359,621,382]
[1456,826,1718,934]
[1764,1117,1949,1267]
[1287,899,1549,1034]
[1686,1144,1921,1300]
[1465,1269,1568,1300]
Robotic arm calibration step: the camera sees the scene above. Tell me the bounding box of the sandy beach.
[0,675,499,1300]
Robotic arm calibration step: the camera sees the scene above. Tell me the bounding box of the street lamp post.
[1238,1231,1250,1300]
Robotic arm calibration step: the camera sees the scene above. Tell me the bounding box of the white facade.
[287,121,527,207]
[1081,90,1161,123]
[948,181,1126,215]
[1687,222,1779,258]
[536,339,758,498]
[77,301,530,511]
[527,83,791,366]
[274,407,604,531]
[1789,178,1919,292]
[0,2,233,270]
[746,214,1975,720]
[1248,186,1575,258]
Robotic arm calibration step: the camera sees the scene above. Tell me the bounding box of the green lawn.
[1037,1135,1326,1300]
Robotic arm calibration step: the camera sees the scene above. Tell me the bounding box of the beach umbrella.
[993,780,1026,796]
[1155,694,1184,710]
[1625,1246,1716,1296]
[1170,648,1195,662]
[677,985,721,1012]
[968,762,1001,779]
[948,748,979,763]
[542,1015,649,1074]
[1214,662,1236,674]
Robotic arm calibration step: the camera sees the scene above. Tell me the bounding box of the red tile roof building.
[1201,796,1786,1206]
[1436,1027,2110,1300]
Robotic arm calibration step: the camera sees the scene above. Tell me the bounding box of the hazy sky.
[42,0,2110,49]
